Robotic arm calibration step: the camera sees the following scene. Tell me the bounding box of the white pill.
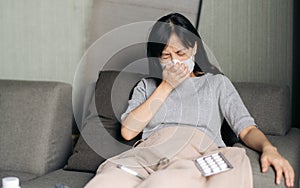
[201,164,209,169]
[203,168,211,173]
[219,163,228,169]
[198,159,205,164]
[212,168,221,173]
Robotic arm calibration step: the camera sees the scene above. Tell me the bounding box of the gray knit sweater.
[121,73,256,147]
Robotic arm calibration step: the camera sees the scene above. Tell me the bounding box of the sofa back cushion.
[234,82,291,135]
[0,80,73,176]
[65,71,144,172]
[221,82,291,146]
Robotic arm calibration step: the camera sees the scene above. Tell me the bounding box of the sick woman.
[85,13,294,188]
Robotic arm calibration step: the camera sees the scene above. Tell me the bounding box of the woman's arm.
[217,75,294,187]
[121,80,173,140]
[121,63,189,140]
[239,126,295,187]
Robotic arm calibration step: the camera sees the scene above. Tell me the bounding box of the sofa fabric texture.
[64,71,144,173]
[0,80,73,179]
[233,82,291,136]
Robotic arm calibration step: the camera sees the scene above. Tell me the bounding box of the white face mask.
[161,55,195,73]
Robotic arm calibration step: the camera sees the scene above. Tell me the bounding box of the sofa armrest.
[0,80,73,176]
[234,128,300,188]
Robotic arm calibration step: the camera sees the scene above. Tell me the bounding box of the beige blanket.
[85,126,253,188]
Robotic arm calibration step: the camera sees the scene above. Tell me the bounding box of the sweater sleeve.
[217,75,256,137]
[120,79,148,122]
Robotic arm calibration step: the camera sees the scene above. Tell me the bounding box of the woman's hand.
[162,62,190,89]
[240,126,295,187]
[261,146,294,187]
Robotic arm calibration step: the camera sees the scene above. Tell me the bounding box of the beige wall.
[0,0,294,88]
[0,0,93,84]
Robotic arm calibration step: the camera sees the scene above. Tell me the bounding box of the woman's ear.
[193,42,197,55]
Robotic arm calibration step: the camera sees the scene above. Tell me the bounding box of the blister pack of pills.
[195,152,233,176]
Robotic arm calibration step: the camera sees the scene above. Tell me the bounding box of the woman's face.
[160,33,197,65]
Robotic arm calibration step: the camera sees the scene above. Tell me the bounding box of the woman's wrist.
[262,144,277,153]
[159,80,174,93]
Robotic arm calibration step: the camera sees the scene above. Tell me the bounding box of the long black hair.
[147,13,222,84]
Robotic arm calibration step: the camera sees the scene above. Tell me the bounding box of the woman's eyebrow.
[175,48,187,53]
[161,52,170,55]
[162,48,187,55]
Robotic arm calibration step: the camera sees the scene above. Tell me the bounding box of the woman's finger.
[169,64,178,73]
[178,65,188,77]
[273,159,283,185]
[260,156,270,173]
[283,165,291,186]
[284,162,294,187]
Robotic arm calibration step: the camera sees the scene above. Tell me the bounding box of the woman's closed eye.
[161,54,171,60]
[177,52,186,56]
[161,52,187,61]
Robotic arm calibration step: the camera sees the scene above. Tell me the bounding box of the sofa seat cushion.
[21,169,94,188]
[234,128,300,188]
[0,170,37,182]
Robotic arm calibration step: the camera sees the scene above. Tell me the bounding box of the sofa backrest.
[0,80,73,176]
[234,82,291,135]
[222,82,291,145]
[95,70,145,141]
[88,0,201,46]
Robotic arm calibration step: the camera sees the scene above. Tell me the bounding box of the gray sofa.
[0,71,299,188]
[0,80,94,188]
[1,0,299,187]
